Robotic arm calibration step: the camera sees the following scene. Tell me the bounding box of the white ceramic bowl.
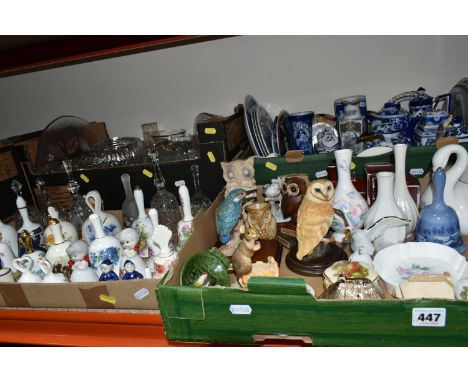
[374,242,468,296]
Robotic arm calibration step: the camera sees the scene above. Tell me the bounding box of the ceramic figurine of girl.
[99,259,120,281]
[122,259,144,280]
[66,240,89,270]
[116,228,148,278]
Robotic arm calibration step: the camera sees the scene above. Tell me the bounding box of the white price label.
[412,308,446,327]
[315,170,328,178]
[229,304,252,315]
[134,288,150,301]
[410,168,424,176]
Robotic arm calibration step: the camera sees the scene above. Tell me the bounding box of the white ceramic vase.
[421,144,468,235]
[0,218,18,257]
[393,144,419,233]
[332,149,369,241]
[131,187,153,259]
[364,172,406,250]
[45,220,71,268]
[88,214,123,277]
[81,191,122,244]
[44,206,78,247]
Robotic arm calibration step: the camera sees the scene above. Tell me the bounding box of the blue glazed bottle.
[415,168,466,253]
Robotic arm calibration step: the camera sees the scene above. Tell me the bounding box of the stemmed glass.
[62,159,92,232]
[190,164,211,216]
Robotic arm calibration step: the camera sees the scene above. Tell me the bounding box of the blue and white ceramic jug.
[415,168,466,253]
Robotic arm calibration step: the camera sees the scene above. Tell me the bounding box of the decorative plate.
[255,103,275,156]
[244,95,262,156]
[276,110,290,155]
[373,242,468,296]
[251,106,268,156]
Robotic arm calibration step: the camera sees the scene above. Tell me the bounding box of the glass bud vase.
[190,164,211,216]
[331,149,369,242]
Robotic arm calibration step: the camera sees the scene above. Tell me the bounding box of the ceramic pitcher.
[421,144,468,235]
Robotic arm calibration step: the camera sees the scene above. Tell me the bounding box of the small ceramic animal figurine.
[176,180,194,249]
[264,178,290,224]
[0,217,18,257]
[70,259,99,282]
[216,188,246,244]
[116,228,148,278]
[296,179,335,260]
[45,218,71,268]
[99,259,120,281]
[44,207,78,247]
[18,230,46,277]
[239,257,279,288]
[16,195,46,256]
[281,175,308,223]
[346,216,410,268]
[232,225,261,278]
[66,240,89,269]
[244,202,277,240]
[221,157,256,197]
[131,186,154,259]
[81,190,122,244]
[13,255,42,283]
[152,224,178,279]
[122,259,144,280]
[88,214,123,278]
[415,168,466,253]
[38,258,68,283]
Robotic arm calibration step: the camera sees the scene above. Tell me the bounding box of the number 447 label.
[412,308,446,327]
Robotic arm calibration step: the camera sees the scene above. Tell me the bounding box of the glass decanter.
[62,160,92,232]
[190,164,211,216]
[12,179,44,230]
[148,150,180,236]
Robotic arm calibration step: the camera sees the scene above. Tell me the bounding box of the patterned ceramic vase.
[364,172,406,251]
[88,214,123,277]
[244,202,277,240]
[286,112,314,154]
[415,169,466,253]
[332,149,368,242]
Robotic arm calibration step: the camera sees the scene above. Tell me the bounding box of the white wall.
[1,35,468,140]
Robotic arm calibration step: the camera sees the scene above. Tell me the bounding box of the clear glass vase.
[190,164,211,216]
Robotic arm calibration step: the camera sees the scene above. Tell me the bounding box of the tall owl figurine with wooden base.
[296,179,335,260]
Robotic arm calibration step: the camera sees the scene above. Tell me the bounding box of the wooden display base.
[283,237,348,277]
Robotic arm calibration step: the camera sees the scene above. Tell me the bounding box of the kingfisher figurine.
[216,188,246,244]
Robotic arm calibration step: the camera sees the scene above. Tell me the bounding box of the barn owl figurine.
[296,179,335,261]
[221,157,256,197]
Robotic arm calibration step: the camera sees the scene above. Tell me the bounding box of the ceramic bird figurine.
[296,179,335,260]
[347,216,410,267]
[216,188,246,244]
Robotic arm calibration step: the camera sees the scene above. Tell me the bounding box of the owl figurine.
[216,188,246,244]
[221,157,256,197]
[296,179,335,260]
[281,175,308,222]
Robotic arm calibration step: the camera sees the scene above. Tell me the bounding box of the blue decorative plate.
[251,106,269,156]
[244,95,263,156]
[255,104,275,156]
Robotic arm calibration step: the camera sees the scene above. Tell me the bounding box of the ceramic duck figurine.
[99,258,120,281]
[0,218,18,257]
[131,186,154,259]
[16,195,46,256]
[416,168,466,253]
[44,207,78,247]
[70,259,99,283]
[18,230,46,277]
[81,190,122,244]
[176,180,194,248]
[66,240,89,269]
[122,259,144,280]
[152,225,178,279]
[13,255,42,283]
[421,144,468,235]
[216,188,246,244]
[116,228,148,278]
[38,258,68,283]
[88,214,123,278]
[45,218,71,268]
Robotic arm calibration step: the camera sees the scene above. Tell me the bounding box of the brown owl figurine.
[296,179,335,260]
[281,175,308,222]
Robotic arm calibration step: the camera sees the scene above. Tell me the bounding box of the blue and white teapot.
[369,102,410,145]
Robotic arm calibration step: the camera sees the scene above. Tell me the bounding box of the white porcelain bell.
[44,206,78,247]
[131,186,154,258]
[81,190,122,244]
[152,224,178,279]
[0,241,17,272]
[45,218,71,268]
[38,258,68,283]
[13,255,42,283]
[70,259,99,282]
[88,213,123,277]
[18,230,46,277]
[16,195,46,256]
[176,180,193,248]
[0,217,18,257]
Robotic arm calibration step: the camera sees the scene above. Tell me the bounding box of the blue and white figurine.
[99,259,120,281]
[216,188,246,244]
[415,168,466,253]
[122,259,143,280]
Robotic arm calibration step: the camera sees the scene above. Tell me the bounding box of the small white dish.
[374,242,468,296]
[357,146,393,158]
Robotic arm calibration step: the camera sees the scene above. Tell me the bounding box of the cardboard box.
[157,153,468,346]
